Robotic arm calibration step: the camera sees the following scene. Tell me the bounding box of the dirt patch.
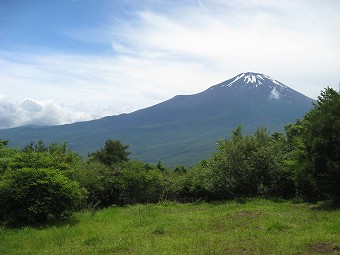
[232,211,260,219]
[306,242,340,254]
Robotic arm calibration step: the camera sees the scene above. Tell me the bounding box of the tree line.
[0,87,339,226]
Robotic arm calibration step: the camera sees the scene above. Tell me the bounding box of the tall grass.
[1,199,339,255]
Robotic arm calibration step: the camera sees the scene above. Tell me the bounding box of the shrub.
[187,162,214,200]
[73,160,169,207]
[117,161,165,204]
[0,168,85,226]
[207,127,291,199]
[72,161,117,208]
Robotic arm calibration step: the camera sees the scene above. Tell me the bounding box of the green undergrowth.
[1,199,339,255]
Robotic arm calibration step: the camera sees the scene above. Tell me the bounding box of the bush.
[72,161,117,208]
[117,161,165,204]
[73,160,169,207]
[0,168,85,226]
[207,127,291,199]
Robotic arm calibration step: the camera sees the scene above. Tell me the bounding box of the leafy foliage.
[72,161,117,208]
[88,139,130,167]
[3,141,81,173]
[301,88,340,203]
[0,139,9,147]
[0,168,85,226]
[280,87,340,204]
[0,144,18,175]
[202,127,294,199]
[117,161,166,204]
[284,121,316,198]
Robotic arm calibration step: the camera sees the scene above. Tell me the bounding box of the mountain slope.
[0,72,314,166]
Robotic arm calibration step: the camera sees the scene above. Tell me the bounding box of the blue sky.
[0,0,339,128]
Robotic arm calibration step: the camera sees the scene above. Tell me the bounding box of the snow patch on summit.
[218,72,291,93]
[221,73,245,88]
[244,74,257,83]
[262,74,287,88]
[257,75,264,81]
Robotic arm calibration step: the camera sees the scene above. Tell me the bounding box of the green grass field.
[1,199,339,255]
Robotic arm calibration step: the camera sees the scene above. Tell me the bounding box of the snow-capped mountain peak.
[220,72,287,89]
[244,73,258,83]
[208,72,313,102]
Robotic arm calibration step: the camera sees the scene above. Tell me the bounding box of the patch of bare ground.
[232,210,260,219]
[304,242,340,254]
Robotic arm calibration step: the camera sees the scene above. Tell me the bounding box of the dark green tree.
[173,165,187,173]
[284,121,316,198]
[22,140,48,153]
[0,139,9,147]
[302,87,340,203]
[156,160,166,172]
[88,139,130,167]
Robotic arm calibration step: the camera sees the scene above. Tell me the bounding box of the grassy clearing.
[1,199,339,255]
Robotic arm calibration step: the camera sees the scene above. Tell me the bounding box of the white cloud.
[269,88,280,100]
[73,0,340,98]
[20,98,43,113]
[0,96,109,129]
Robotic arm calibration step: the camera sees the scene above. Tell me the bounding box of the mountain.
[0,72,314,167]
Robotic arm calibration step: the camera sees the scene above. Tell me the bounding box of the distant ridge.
[1,72,314,167]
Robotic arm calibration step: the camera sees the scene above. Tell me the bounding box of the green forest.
[0,87,339,227]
